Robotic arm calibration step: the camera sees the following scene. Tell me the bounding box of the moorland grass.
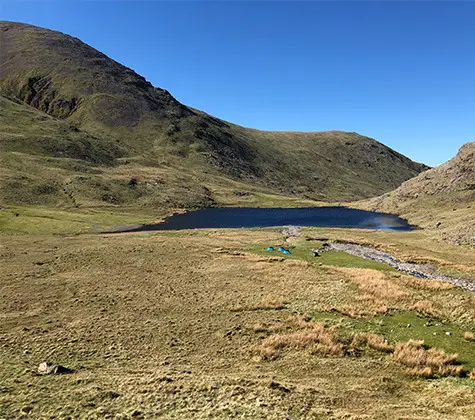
[310,311,475,371]
[1,222,474,417]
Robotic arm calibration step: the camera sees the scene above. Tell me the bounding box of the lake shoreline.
[108,206,416,233]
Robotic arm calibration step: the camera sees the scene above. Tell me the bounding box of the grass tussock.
[397,275,455,291]
[464,331,475,342]
[351,333,394,353]
[335,268,409,301]
[253,319,344,361]
[253,314,470,380]
[331,267,464,322]
[405,367,436,378]
[392,340,463,378]
[287,313,314,328]
[410,300,442,318]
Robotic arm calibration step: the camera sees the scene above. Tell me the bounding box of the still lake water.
[123,207,415,232]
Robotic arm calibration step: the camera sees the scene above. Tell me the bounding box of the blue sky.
[1,1,474,166]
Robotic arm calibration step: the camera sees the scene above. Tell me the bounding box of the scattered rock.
[157,376,174,382]
[96,407,109,415]
[268,380,291,393]
[445,332,452,336]
[128,178,138,187]
[282,226,301,238]
[100,390,120,399]
[37,361,73,375]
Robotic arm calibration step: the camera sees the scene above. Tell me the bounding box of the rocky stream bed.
[326,241,475,293]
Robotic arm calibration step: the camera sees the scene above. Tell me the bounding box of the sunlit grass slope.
[1,21,428,209]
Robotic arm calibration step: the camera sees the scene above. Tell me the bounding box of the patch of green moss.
[0,206,161,235]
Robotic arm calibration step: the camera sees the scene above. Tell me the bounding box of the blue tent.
[266,247,275,251]
[278,247,285,252]
[282,250,291,255]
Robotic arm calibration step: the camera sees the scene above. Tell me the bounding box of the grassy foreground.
[1,212,474,419]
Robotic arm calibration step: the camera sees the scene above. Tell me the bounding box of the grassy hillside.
[0,21,428,209]
[360,142,475,246]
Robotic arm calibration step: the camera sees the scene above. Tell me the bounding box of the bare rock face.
[37,361,72,375]
[366,142,475,246]
[396,142,474,198]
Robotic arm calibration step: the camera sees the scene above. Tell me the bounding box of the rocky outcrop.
[363,142,474,246]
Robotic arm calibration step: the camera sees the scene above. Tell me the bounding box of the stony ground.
[1,227,474,419]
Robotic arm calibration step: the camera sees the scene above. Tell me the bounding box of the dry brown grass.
[451,264,475,273]
[410,300,443,318]
[351,333,394,353]
[254,318,470,380]
[325,267,412,318]
[464,331,475,342]
[2,228,475,418]
[253,319,344,361]
[406,367,436,378]
[329,266,471,323]
[397,275,455,291]
[287,313,314,328]
[392,340,463,378]
[333,268,410,301]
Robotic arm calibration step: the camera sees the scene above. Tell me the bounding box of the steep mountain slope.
[363,142,475,245]
[0,21,428,208]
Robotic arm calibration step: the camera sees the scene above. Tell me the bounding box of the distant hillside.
[362,143,475,245]
[0,21,428,208]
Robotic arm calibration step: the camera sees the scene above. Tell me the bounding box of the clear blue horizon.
[1,1,474,166]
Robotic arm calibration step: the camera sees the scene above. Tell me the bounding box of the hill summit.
[0,21,428,208]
